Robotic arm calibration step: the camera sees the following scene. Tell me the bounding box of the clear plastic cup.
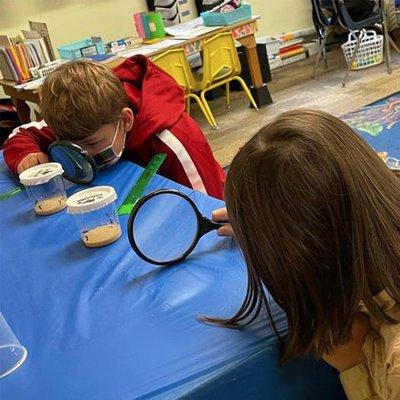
[19,162,67,215]
[66,186,122,248]
[0,312,27,379]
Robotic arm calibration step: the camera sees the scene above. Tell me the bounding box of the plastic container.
[57,38,106,60]
[66,186,122,248]
[201,4,252,26]
[29,60,64,79]
[0,312,27,379]
[19,163,67,216]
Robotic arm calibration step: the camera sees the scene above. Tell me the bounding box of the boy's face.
[75,108,134,158]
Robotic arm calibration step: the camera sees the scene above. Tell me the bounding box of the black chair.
[335,0,400,85]
[311,0,340,78]
[312,0,400,86]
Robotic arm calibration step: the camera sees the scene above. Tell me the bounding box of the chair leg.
[189,94,216,129]
[312,42,324,79]
[185,96,191,114]
[233,76,259,111]
[200,91,219,130]
[312,28,330,79]
[381,1,392,74]
[322,43,328,69]
[225,82,231,109]
[342,32,362,87]
[388,35,400,54]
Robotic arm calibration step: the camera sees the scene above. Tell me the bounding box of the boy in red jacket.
[4,57,225,199]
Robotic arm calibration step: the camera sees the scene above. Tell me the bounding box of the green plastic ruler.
[0,186,24,201]
[118,153,166,216]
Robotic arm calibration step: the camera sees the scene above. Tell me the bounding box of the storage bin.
[58,38,105,60]
[201,4,252,26]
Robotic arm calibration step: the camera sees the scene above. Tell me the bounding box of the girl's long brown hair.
[211,109,400,362]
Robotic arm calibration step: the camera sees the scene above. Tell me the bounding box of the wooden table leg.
[11,98,31,124]
[237,33,273,107]
[2,84,37,124]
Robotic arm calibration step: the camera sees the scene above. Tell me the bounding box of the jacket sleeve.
[152,114,225,199]
[3,120,56,173]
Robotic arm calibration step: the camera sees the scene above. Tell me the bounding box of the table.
[0,17,272,125]
[0,154,345,399]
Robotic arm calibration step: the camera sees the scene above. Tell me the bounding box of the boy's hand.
[17,152,49,174]
[322,313,371,372]
[212,207,234,237]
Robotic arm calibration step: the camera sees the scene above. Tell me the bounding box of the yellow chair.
[198,32,259,129]
[152,48,216,128]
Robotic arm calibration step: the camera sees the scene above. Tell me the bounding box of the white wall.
[249,0,313,37]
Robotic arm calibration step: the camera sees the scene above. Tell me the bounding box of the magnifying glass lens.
[131,192,199,264]
[49,143,95,184]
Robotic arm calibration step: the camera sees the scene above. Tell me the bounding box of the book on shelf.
[0,48,18,81]
[29,21,56,61]
[279,38,303,50]
[279,44,302,55]
[280,47,305,59]
[0,22,54,83]
[281,51,308,66]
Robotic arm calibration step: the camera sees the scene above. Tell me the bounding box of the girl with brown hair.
[212,109,400,399]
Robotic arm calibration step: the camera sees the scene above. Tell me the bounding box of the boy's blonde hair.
[40,60,128,140]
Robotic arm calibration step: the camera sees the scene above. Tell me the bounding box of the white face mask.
[92,120,126,170]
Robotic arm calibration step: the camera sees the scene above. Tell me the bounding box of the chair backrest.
[152,48,197,93]
[333,0,381,30]
[334,0,359,28]
[200,32,241,89]
[311,0,338,31]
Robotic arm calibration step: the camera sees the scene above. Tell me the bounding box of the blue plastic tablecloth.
[0,153,344,399]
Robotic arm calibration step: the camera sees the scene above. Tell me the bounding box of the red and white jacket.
[4,55,225,199]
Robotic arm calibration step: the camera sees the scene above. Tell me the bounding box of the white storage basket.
[341,29,384,70]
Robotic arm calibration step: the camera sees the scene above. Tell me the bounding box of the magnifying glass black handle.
[198,217,229,236]
[211,219,229,227]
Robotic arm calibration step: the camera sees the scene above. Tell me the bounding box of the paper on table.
[165,17,221,39]
[145,39,186,51]
[14,76,45,91]
[118,47,156,58]
[118,39,185,58]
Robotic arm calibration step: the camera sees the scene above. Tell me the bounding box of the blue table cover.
[0,153,344,399]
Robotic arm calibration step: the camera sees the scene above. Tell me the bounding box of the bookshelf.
[0,22,55,84]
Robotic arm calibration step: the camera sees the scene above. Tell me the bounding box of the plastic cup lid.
[19,162,64,186]
[66,186,118,214]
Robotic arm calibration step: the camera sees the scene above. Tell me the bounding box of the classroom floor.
[192,47,400,167]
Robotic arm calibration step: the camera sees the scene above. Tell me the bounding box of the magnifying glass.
[1,142,99,201]
[48,141,98,184]
[127,189,228,266]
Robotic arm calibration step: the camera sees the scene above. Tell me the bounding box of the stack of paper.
[118,38,185,58]
[164,17,220,39]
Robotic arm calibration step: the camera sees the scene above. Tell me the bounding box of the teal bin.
[58,38,105,60]
[201,4,252,26]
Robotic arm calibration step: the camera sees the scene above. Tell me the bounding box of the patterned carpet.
[342,93,400,161]
[223,93,400,173]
